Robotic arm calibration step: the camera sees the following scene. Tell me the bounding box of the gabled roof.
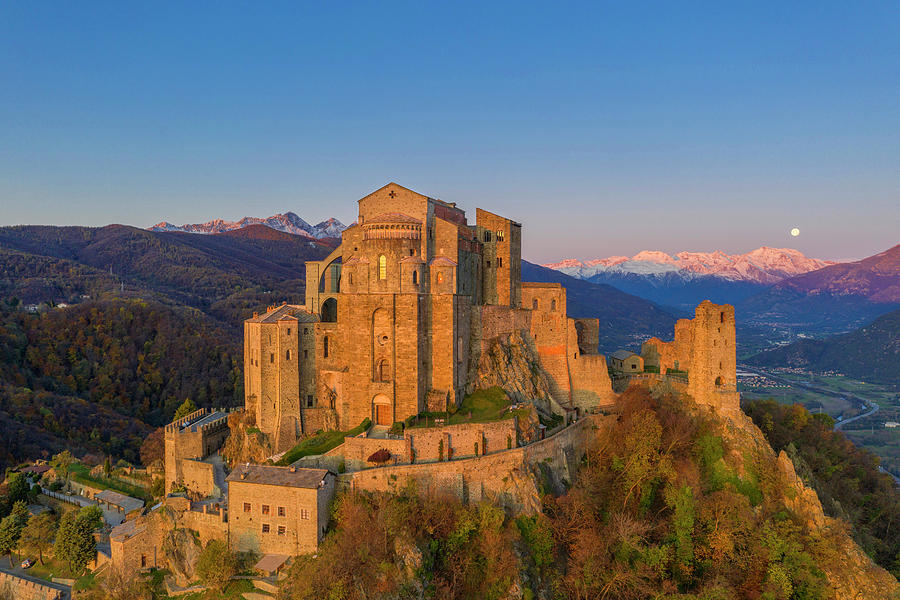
[95,489,145,513]
[611,350,640,360]
[429,256,458,267]
[399,255,425,264]
[358,182,454,208]
[247,304,317,324]
[226,464,332,489]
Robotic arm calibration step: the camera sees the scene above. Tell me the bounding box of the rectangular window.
[304,328,309,335]
[262,523,270,533]
[285,350,291,361]
[270,353,274,363]
[300,508,310,520]
[278,506,286,517]
[497,257,503,268]
[304,350,308,359]
[243,503,251,513]
[306,395,313,408]
[483,231,491,242]
[496,230,504,241]
[278,525,286,535]
[262,504,270,515]
[286,328,291,336]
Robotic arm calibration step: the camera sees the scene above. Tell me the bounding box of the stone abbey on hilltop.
[244,183,616,452]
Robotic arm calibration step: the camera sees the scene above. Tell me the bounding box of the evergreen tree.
[0,514,23,567]
[173,398,198,421]
[54,506,97,574]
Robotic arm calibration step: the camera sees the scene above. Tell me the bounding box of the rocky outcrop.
[221,411,273,466]
[469,332,562,415]
[161,526,201,587]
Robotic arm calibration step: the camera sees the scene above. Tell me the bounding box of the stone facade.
[164,408,230,495]
[226,465,335,556]
[244,183,616,451]
[640,300,739,412]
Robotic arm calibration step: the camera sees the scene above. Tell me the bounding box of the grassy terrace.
[276,418,372,466]
[68,463,152,503]
[407,387,532,429]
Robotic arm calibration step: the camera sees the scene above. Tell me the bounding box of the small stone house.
[227,465,335,556]
[609,350,644,373]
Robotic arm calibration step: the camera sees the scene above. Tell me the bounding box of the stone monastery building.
[245,183,615,451]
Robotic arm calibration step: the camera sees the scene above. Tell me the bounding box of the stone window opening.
[323,336,329,358]
[307,395,313,407]
[484,231,492,242]
[437,272,444,284]
[304,350,308,359]
[262,523,270,533]
[278,525,286,535]
[551,299,556,311]
[720,311,725,323]
[715,376,723,387]
[533,298,539,310]
[270,353,275,363]
[486,260,491,268]
[379,255,387,280]
[349,273,353,285]
[285,350,291,361]
[376,359,390,382]
[498,257,503,268]
[286,328,291,336]
[262,504,270,515]
[243,503,251,513]
[300,509,310,520]
[278,506,286,517]
[413,271,418,285]
[496,230,504,241]
[141,555,147,568]
[409,248,415,256]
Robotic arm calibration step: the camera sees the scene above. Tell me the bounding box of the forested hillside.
[282,387,899,599]
[746,399,900,574]
[0,299,241,469]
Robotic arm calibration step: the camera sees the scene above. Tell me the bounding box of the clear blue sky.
[2,2,898,263]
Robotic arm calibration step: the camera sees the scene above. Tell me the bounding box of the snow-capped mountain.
[543,247,837,311]
[149,213,346,240]
[545,247,834,285]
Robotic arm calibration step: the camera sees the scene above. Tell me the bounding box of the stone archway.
[372,394,392,426]
[321,297,337,322]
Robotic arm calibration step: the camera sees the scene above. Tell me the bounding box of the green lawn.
[276,418,371,466]
[69,463,153,502]
[407,387,520,428]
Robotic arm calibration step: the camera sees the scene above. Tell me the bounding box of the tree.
[54,507,97,574]
[20,511,57,564]
[0,513,24,567]
[51,451,76,486]
[5,473,30,508]
[78,505,103,532]
[139,427,165,467]
[87,565,152,600]
[195,539,237,594]
[173,398,198,421]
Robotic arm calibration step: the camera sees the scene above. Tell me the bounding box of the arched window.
[715,376,723,387]
[379,255,387,280]
[532,298,539,310]
[720,311,725,323]
[437,272,443,284]
[412,271,418,285]
[376,359,390,382]
[323,337,329,358]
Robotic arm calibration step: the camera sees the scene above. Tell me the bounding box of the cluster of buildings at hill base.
[114,183,739,575]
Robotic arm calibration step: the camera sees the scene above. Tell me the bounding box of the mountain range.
[150,212,346,240]
[544,247,834,311]
[545,247,834,284]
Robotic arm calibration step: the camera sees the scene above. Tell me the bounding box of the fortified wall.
[164,408,231,495]
[641,300,739,412]
[341,414,613,514]
[0,572,68,600]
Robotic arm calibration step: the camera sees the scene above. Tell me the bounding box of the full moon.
[790,227,800,237]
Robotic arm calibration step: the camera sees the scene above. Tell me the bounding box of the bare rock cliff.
[221,411,273,466]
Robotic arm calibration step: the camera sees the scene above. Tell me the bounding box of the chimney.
[289,466,296,473]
